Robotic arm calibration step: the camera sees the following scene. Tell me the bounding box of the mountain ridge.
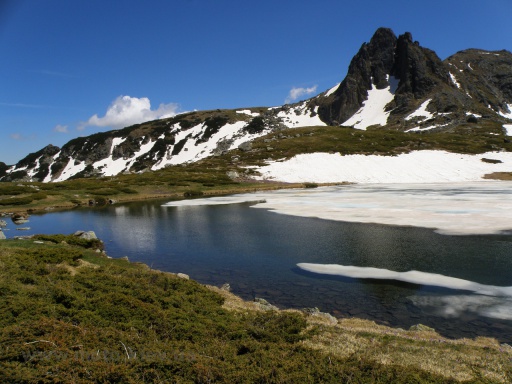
[2,27,512,182]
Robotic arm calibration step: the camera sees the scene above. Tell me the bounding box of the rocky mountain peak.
[391,31,448,99]
[316,28,398,125]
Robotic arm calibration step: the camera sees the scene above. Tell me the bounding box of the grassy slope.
[0,237,510,383]
[1,122,511,213]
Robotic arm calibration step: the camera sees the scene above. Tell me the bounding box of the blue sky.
[1,0,512,165]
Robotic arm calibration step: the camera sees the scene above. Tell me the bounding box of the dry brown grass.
[209,285,512,383]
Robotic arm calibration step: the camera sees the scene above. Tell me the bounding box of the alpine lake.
[5,184,512,343]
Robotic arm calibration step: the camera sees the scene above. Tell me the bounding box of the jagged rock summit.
[2,27,512,182]
[313,27,512,130]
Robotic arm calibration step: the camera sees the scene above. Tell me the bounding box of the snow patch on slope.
[253,150,512,183]
[498,103,512,119]
[324,83,340,97]
[449,72,462,89]
[54,158,87,182]
[503,124,512,136]
[342,76,398,130]
[405,99,433,121]
[277,103,325,128]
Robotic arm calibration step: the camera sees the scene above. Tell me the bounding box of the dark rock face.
[317,28,397,125]
[317,28,452,125]
[316,28,512,130]
[444,49,512,113]
[391,32,448,97]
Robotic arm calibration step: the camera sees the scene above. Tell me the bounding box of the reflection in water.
[10,186,512,342]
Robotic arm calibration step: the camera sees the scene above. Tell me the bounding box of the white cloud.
[78,95,181,130]
[53,124,68,133]
[285,85,318,104]
[9,133,22,140]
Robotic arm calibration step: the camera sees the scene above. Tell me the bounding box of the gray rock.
[254,297,278,311]
[177,273,189,280]
[0,230,5,240]
[74,230,97,240]
[409,324,436,332]
[238,141,252,152]
[302,307,338,324]
[0,219,6,227]
[221,283,231,291]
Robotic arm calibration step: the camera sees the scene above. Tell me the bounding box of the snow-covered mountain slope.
[1,104,326,182]
[2,27,512,183]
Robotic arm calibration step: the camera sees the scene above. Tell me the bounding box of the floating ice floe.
[297,263,512,320]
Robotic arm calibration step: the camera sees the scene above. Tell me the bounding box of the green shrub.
[117,187,138,194]
[0,185,34,195]
[0,197,33,205]
[26,247,83,265]
[29,192,47,200]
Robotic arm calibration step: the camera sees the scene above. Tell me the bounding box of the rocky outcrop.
[315,28,512,130]
[74,230,97,240]
[317,27,397,125]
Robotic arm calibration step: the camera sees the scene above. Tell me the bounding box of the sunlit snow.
[504,124,512,136]
[236,110,260,117]
[53,158,86,182]
[341,77,398,130]
[449,72,461,89]
[405,99,433,121]
[277,103,326,128]
[324,83,340,97]
[498,103,512,119]
[253,150,512,183]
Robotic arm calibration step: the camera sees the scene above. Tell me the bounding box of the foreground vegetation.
[1,122,511,213]
[0,236,510,383]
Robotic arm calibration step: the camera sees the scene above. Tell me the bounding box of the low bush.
[0,197,33,205]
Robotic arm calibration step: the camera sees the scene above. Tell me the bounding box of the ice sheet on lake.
[297,263,512,320]
[296,263,512,297]
[162,182,512,235]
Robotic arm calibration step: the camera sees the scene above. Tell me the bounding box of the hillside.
[0,236,510,383]
[1,27,512,183]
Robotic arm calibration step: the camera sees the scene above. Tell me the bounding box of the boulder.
[73,230,97,240]
[0,230,6,240]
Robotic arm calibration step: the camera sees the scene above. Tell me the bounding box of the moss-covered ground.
[0,236,510,383]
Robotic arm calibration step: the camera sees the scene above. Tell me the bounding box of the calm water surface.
[6,194,512,342]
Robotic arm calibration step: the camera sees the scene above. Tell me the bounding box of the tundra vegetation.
[0,236,510,383]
